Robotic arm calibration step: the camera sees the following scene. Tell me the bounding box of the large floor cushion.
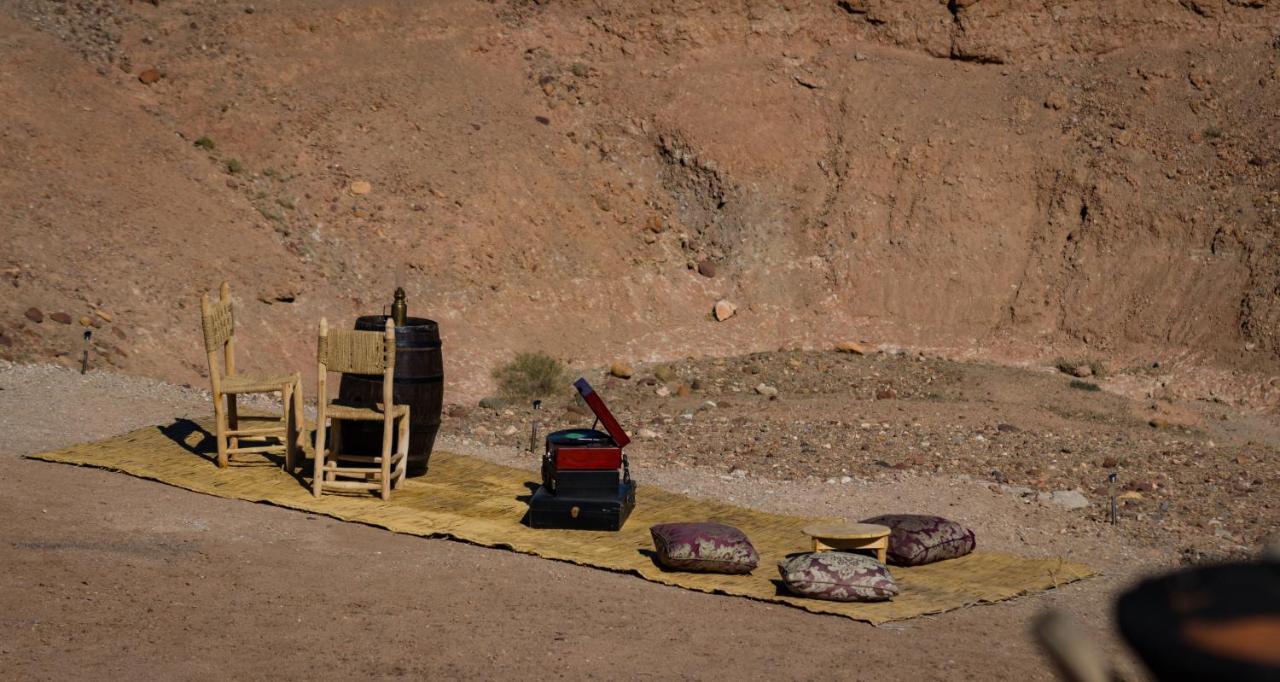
[649,522,759,574]
[861,514,976,566]
[778,552,899,602]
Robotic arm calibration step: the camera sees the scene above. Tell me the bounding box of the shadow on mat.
[517,481,539,526]
[158,418,289,471]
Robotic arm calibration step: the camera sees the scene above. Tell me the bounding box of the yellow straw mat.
[28,420,1095,624]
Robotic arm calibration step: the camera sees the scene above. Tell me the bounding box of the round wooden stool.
[802,522,892,563]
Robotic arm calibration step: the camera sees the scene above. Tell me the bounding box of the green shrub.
[194,136,215,150]
[492,352,565,399]
[225,158,244,174]
[1069,379,1101,392]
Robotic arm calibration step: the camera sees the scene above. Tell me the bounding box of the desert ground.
[1,357,1275,679]
[2,0,1279,679]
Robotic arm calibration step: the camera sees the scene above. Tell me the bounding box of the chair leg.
[282,383,296,472]
[226,393,239,453]
[328,419,343,482]
[212,389,229,468]
[292,378,307,454]
[312,416,326,497]
[396,413,410,487]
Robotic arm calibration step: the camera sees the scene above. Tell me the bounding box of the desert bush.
[1054,357,1107,378]
[492,351,565,399]
[225,158,244,174]
[194,136,215,150]
[1069,379,1101,392]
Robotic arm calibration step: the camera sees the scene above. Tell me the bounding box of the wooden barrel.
[337,315,443,476]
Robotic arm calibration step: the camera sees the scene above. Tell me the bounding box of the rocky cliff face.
[2,0,1277,405]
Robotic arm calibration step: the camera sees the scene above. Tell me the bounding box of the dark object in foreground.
[338,314,443,476]
[1117,560,1280,681]
[527,378,635,530]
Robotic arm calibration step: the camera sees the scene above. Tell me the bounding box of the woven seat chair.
[313,317,409,500]
[200,282,305,470]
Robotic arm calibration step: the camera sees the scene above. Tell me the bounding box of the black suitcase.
[527,480,636,531]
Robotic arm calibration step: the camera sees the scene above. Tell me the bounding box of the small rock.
[713,299,736,321]
[1043,489,1090,510]
[875,388,897,400]
[996,423,1019,433]
[502,425,518,436]
[638,376,658,386]
[654,366,676,383]
[675,384,691,397]
[472,425,490,436]
[1045,92,1067,110]
[637,428,659,440]
[478,396,506,410]
[50,312,72,324]
[609,361,634,379]
[24,307,43,323]
[138,68,163,85]
[1101,456,1120,468]
[1066,363,1093,378]
[696,260,717,278]
[445,404,470,418]
[1117,491,1144,501]
[655,385,671,397]
[754,383,778,397]
[349,180,372,195]
[78,316,93,327]
[1148,417,1168,429]
[839,475,853,484]
[834,341,873,355]
[94,310,113,323]
[690,378,703,390]
[697,400,717,411]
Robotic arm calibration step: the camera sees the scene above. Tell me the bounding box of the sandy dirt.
[7,359,1273,679]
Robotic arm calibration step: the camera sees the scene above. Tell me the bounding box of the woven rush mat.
[27,419,1095,624]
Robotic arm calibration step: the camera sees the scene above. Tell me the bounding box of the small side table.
[803,522,892,563]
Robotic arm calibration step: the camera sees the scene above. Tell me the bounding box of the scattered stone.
[754,383,778,397]
[50,312,72,324]
[138,68,163,85]
[655,385,671,397]
[1045,92,1067,110]
[713,299,736,321]
[1117,491,1144,501]
[697,260,717,278]
[1064,363,1092,378]
[94,310,113,323]
[697,400,717,411]
[875,388,897,400]
[349,180,372,195]
[478,396,506,410]
[834,341,873,355]
[445,404,470,418]
[1148,417,1168,428]
[996,423,1019,433]
[840,475,853,484]
[23,307,43,323]
[78,316,93,327]
[1042,489,1090,510]
[637,428,659,440]
[502,425,518,436]
[609,361,634,379]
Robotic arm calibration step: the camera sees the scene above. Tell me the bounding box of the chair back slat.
[319,329,389,375]
[201,298,234,353]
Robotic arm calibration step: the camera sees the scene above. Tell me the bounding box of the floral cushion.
[861,514,976,566]
[778,552,899,602]
[649,522,759,574]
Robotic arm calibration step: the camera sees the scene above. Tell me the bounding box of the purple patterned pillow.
[861,514,976,566]
[778,552,899,602]
[650,522,759,574]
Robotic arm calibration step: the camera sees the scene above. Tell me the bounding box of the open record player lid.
[572,377,631,448]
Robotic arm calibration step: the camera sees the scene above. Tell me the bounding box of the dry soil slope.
[2,0,1278,404]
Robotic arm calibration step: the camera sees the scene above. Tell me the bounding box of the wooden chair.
[313,317,409,500]
[200,282,305,470]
